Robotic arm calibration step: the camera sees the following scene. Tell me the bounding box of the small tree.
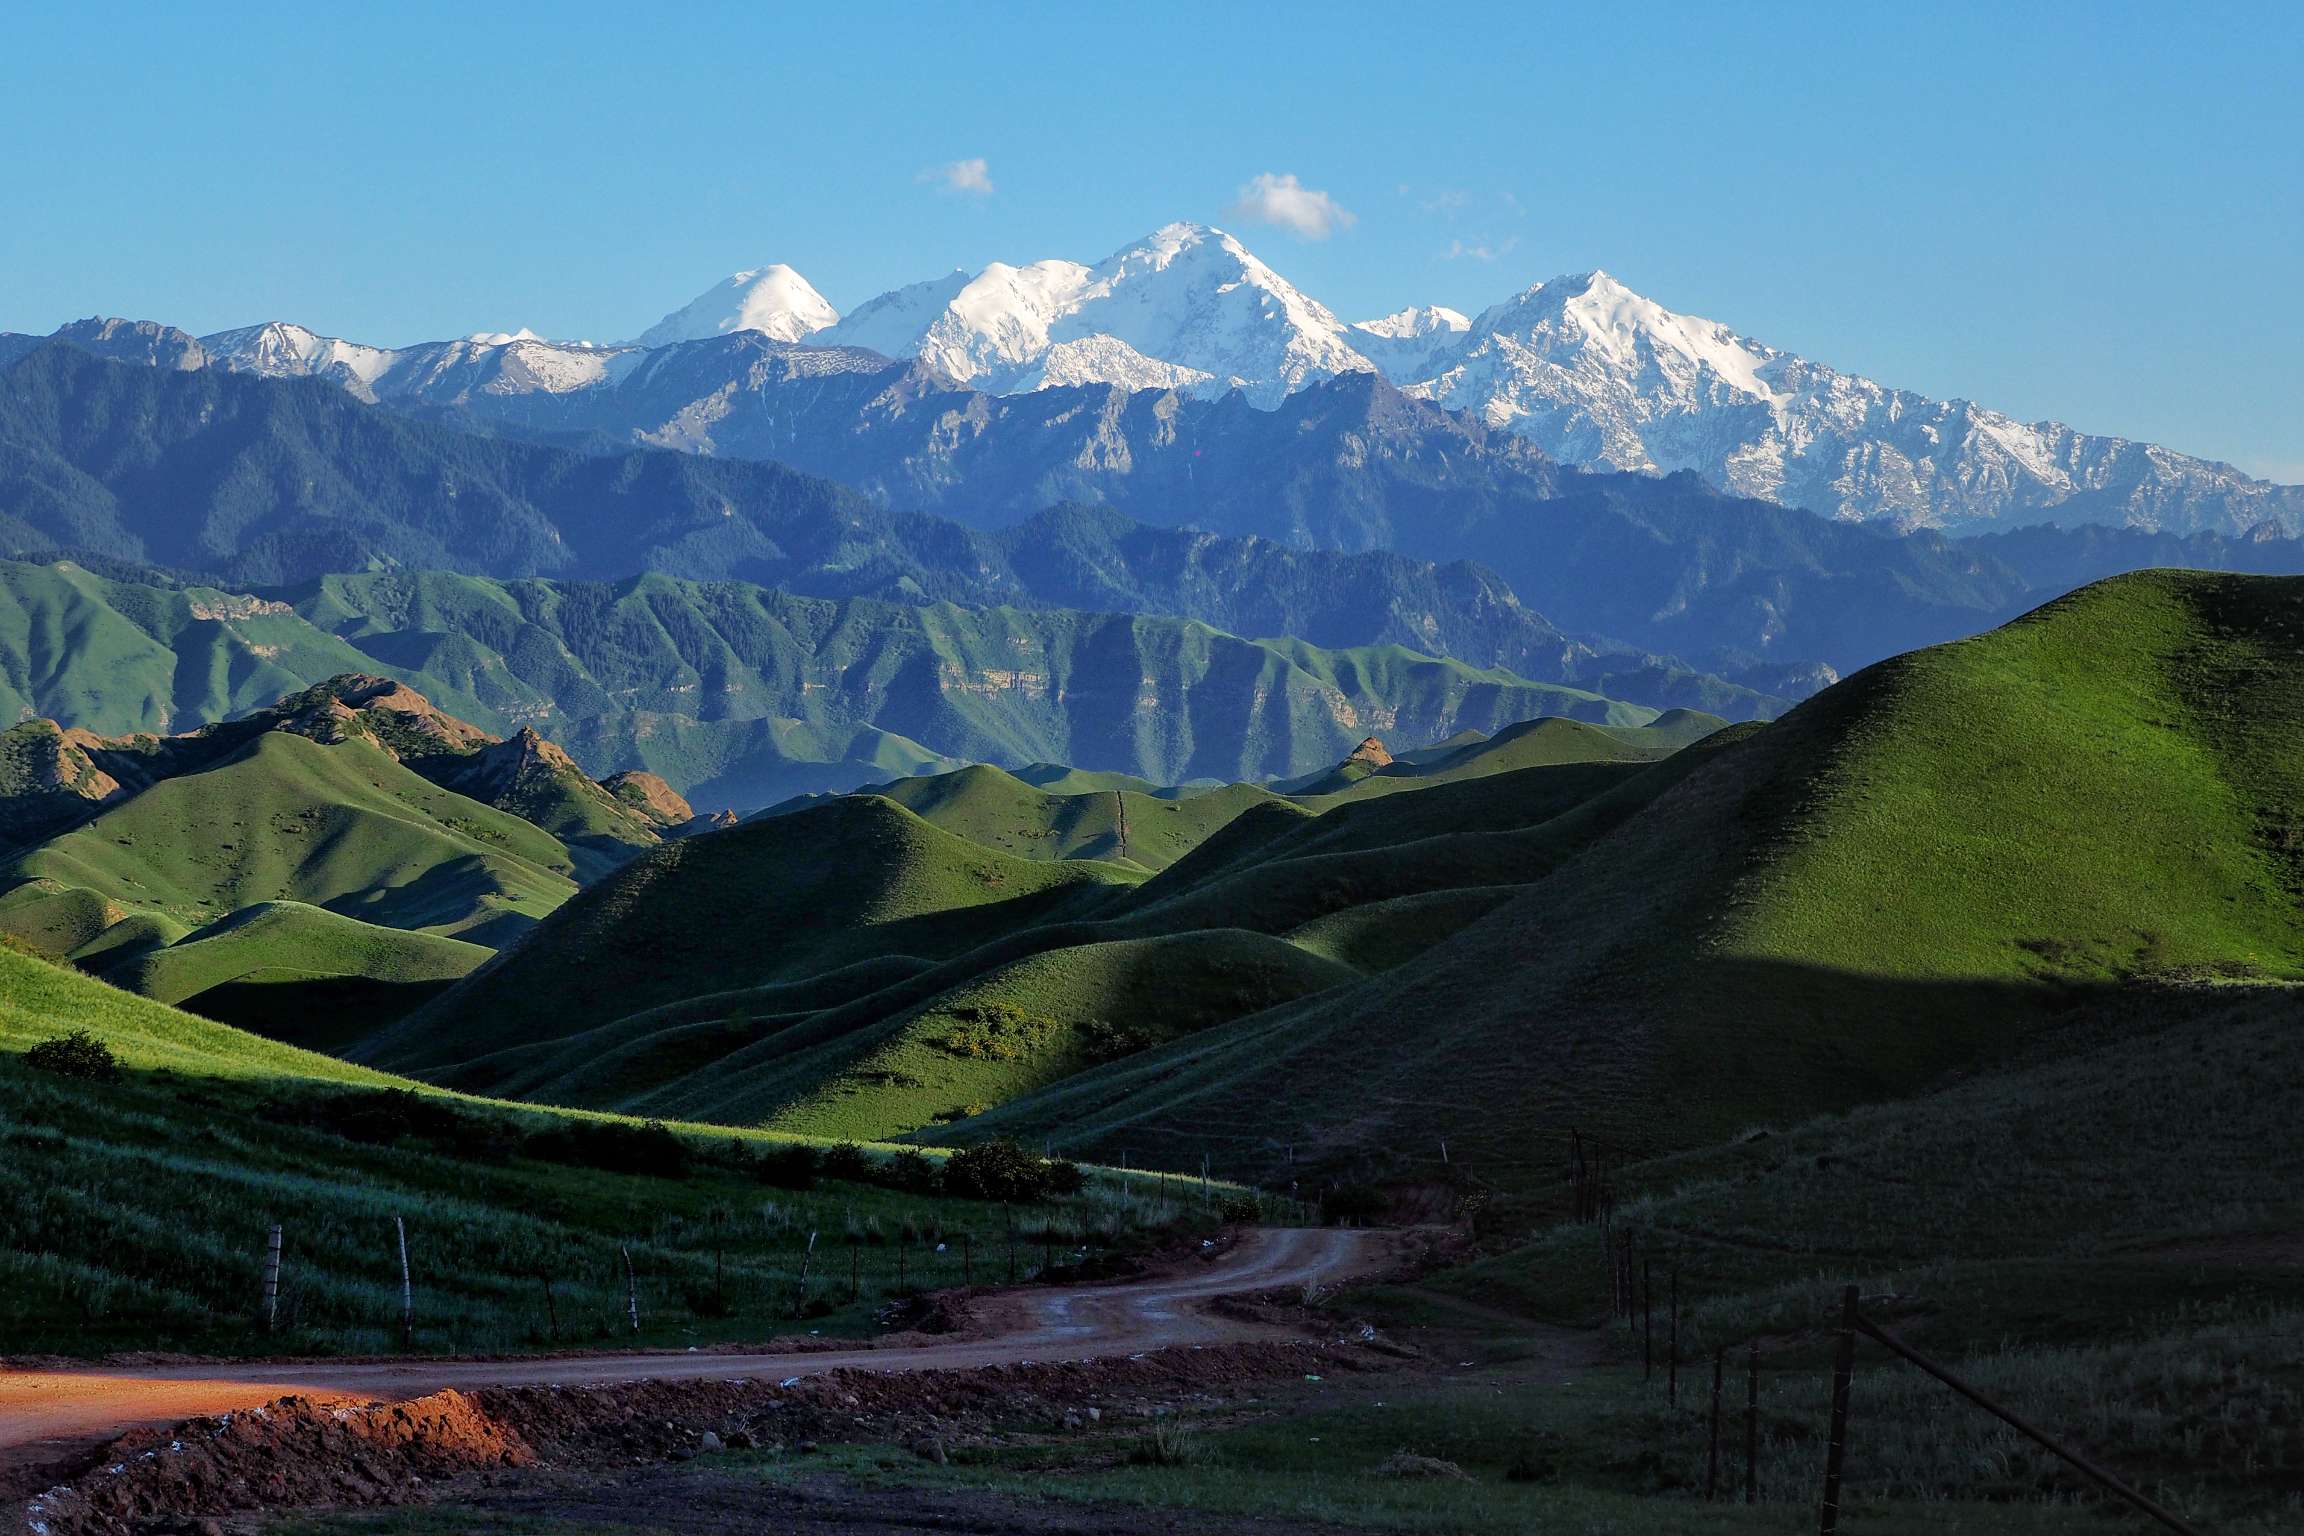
[24,1029,121,1083]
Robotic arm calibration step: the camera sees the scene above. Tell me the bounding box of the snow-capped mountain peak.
[127,223,2300,538]
[817,221,1374,403]
[636,264,840,349]
[1347,304,1471,381]
[1353,304,1472,342]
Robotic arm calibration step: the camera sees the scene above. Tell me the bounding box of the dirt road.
[0,1226,1386,1483]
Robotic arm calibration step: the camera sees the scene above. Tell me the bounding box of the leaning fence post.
[393,1216,413,1350]
[262,1223,282,1333]
[1819,1285,1859,1536]
[963,1231,973,1286]
[1707,1346,1724,1499]
[621,1244,640,1333]
[540,1270,559,1342]
[793,1231,818,1316]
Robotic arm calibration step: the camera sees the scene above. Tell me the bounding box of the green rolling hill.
[0,675,677,1030]
[360,698,1707,1140]
[947,570,2304,1186]
[771,764,1291,872]
[368,572,2304,1198]
[4,729,578,942]
[358,795,1130,1078]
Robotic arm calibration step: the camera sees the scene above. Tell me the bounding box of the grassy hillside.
[0,946,1211,1358]
[372,728,1708,1141]
[0,676,684,1026]
[1429,983,2304,1344]
[360,796,1128,1075]
[945,572,2304,1188]
[103,901,490,1051]
[841,765,1285,872]
[0,558,385,736]
[1287,714,1691,800]
[3,729,579,943]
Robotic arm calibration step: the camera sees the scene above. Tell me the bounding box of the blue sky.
[5,1,2298,478]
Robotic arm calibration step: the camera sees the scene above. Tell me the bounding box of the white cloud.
[920,157,995,196]
[1446,236,1520,262]
[1225,172,1355,240]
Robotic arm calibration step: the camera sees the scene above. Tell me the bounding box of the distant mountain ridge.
[28,221,2294,536]
[0,557,1685,808]
[0,342,1778,715]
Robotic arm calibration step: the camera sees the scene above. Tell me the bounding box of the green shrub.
[523,1118,691,1178]
[1217,1193,1262,1222]
[1043,1159,1088,1196]
[23,1029,121,1083]
[884,1147,943,1194]
[822,1141,871,1181]
[944,1137,1053,1201]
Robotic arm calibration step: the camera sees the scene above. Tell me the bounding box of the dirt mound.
[22,1391,532,1535]
[18,1343,1384,1535]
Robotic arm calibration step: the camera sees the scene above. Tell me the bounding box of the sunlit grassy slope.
[951,572,2304,1186]
[370,717,1716,1142]
[2,730,578,943]
[0,945,1195,1357]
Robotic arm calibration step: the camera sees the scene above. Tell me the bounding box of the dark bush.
[884,1147,943,1194]
[757,1143,821,1190]
[311,1087,463,1145]
[821,1141,871,1181]
[24,1029,121,1082]
[943,1138,1052,1202]
[1217,1193,1262,1222]
[306,1088,518,1163]
[1042,1159,1088,1196]
[523,1118,691,1179]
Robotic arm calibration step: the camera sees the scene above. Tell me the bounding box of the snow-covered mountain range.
[40,222,2302,537]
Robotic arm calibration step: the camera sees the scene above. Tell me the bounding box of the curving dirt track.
[0,1226,1388,1484]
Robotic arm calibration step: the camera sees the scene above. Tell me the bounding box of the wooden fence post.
[540,1270,559,1342]
[1707,1346,1724,1499]
[393,1217,413,1350]
[1668,1268,1680,1409]
[1746,1341,1760,1504]
[621,1244,639,1333]
[848,1236,859,1303]
[793,1231,817,1316]
[262,1223,282,1333]
[1818,1285,1858,1536]
[962,1231,973,1286]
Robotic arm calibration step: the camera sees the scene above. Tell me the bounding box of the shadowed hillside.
[949,571,2304,1186]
